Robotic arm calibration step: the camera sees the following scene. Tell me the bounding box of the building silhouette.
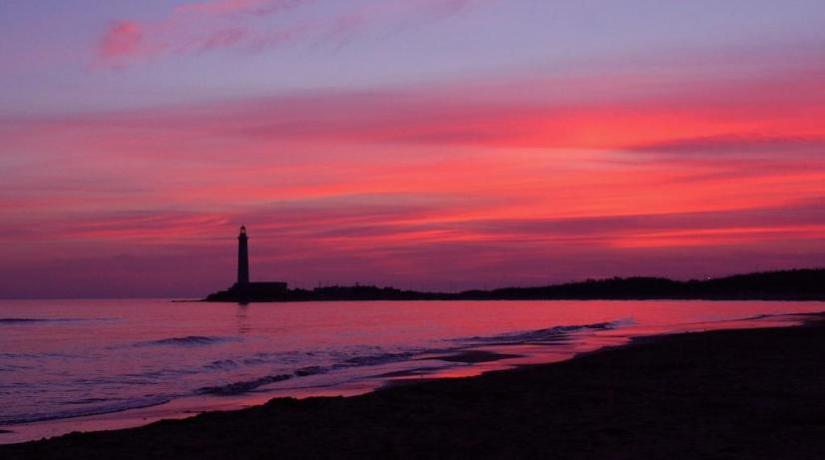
[236,226,250,287]
[227,226,287,297]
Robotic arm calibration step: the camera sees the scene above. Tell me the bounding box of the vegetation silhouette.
[205,268,825,302]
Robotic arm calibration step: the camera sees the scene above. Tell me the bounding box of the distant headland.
[204,227,825,302]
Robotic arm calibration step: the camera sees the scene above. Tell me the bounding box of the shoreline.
[4,313,825,458]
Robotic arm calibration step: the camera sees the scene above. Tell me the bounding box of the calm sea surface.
[1,299,824,442]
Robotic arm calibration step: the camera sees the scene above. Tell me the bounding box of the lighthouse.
[205,226,288,301]
[236,225,250,287]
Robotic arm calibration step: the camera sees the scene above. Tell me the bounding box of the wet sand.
[4,317,825,459]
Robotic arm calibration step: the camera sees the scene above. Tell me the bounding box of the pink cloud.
[174,0,293,16]
[95,0,306,64]
[98,20,144,60]
[94,0,494,66]
[200,28,249,51]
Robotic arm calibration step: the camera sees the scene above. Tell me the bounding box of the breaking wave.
[204,359,240,370]
[135,336,240,347]
[198,374,293,396]
[0,396,172,426]
[339,351,419,367]
[294,366,326,377]
[456,319,632,345]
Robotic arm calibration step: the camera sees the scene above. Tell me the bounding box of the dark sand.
[4,320,825,459]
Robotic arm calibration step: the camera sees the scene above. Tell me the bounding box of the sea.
[1,298,824,443]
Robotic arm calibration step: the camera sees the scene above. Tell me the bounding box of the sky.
[2,0,825,298]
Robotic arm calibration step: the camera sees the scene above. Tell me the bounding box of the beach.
[4,316,825,459]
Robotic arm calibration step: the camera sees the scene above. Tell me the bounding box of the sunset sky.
[2,0,825,298]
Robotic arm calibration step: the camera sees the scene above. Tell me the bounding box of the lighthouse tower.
[236,225,250,287]
[205,226,288,301]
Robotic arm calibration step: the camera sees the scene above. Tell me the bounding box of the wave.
[0,351,80,360]
[134,336,240,347]
[456,319,632,346]
[681,311,823,327]
[0,318,89,325]
[340,351,419,367]
[197,365,334,396]
[63,397,119,406]
[0,363,32,372]
[198,374,292,396]
[0,318,50,324]
[729,312,822,322]
[0,396,172,426]
[0,352,43,359]
[294,366,327,377]
[203,359,240,370]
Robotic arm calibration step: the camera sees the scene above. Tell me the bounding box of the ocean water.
[1,298,823,443]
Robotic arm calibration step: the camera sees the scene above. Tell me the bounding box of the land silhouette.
[206,268,825,302]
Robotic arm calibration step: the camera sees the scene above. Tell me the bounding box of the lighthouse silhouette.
[237,225,250,287]
[228,226,288,299]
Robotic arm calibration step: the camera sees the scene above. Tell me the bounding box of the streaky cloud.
[95,0,495,66]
